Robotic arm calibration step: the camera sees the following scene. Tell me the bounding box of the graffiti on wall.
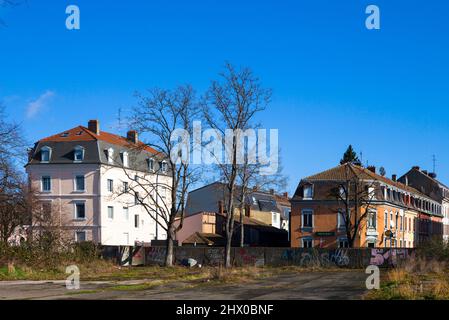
[236,248,265,267]
[146,247,166,264]
[370,248,409,267]
[280,248,350,267]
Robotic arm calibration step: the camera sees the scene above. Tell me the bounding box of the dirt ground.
[0,271,367,300]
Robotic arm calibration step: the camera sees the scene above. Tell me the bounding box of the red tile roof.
[40,126,159,155]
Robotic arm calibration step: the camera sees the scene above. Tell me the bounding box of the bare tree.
[117,85,200,267]
[202,63,271,267]
[330,165,378,248]
[0,158,30,245]
[236,156,287,247]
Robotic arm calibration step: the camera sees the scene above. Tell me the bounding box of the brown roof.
[41,125,159,155]
[183,232,225,246]
[304,163,428,196]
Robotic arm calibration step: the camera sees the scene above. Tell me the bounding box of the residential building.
[290,163,443,248]
[25,120,170,246]
[399,166,449,242]
[185,181,290,231]
[175,211,288,247]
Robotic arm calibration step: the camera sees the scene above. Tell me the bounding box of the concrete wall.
[138,246,414,268]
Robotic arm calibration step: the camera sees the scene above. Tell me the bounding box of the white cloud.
[26,90,55,119]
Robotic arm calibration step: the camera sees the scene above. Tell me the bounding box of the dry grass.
[365,258,449,300]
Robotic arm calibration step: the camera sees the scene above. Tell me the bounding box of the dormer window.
[74,146,84,162]
[122,151,129,167]
[107,148,114,164]
[161,161,168,173]
[303,184,313,199]
[148,158,155,172]
[41,146,51,162]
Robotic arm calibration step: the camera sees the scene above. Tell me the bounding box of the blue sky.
[1,0,449,194]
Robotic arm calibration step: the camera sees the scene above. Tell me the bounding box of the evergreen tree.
[340,145,361,165]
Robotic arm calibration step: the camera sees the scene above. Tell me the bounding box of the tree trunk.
[225,231,232,268]
[165,225,175,267]
[239,203,244,247]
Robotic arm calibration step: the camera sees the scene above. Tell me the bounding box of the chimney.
[127,130,138,144]
[392,174,397,182]
[283,192,288,198]
[412,166,420,171]
[429,172,437,179]
[367,165,376,174]
[269,189,274,195]
[218,201,224,215]
[422,170,428,176]
[88,120,100,135]
[405,176,409,186]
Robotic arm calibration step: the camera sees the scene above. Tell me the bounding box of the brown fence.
[131,246,413,268]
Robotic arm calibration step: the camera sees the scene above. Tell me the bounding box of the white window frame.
[148,158,155,172]
[301,237,313,248]
[161,161,168,173]
[122,151,129,168]
[74,146,85,162]
[107,206,114,220]
[367,209,377,229]
[74,174,85,192]
[107,148,114,164]
[75,231,87,242]
[74,201,86,220]
[40,146,51,163]
[384,210,388,230]
[41,176,52,192]
[337,237,349,248]
[301,209,314,228]
[303,185,313,199]
[337,209,346,229]
[107,179,114,193]
[123,207,129,221]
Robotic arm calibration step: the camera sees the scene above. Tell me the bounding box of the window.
[395,213,399,229]
[74,146,84,162]
[303,185,313,199]
[107,148,114,164]
[148,158,154,172]
[135,192,139,205]
[123,181,129,193]
[75,175,85,191]
[384,211,388,229]
[107,179,113,192]
[302,209,313,228]
[338,238,349,248]
[75,203,86,219]
[122,152,129,167]
[161,161,168,173]
[41,201,52,220]
[107,206,114,219]
[272,212,278,225]
[75,231,86,242]
[367,210,376,229]
[337,210,346,229]
[123,207,129,220]
[134,214,140,228]
[302,238,313,248]
[41,146,51,162]
[41,176,51,192]
[390,211,394,228]
[400,215,403,231]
